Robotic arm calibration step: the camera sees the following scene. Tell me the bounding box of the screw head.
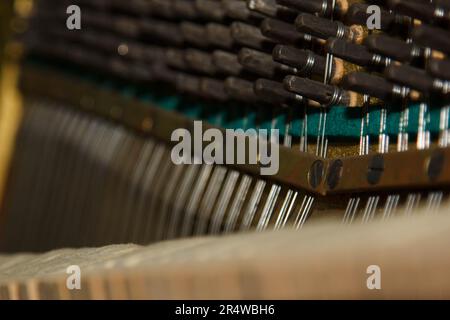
[141,117,154,132]
[309,160,324,189]
[367,154,384,185]
[427,151,445,182]
[327,159,343,190]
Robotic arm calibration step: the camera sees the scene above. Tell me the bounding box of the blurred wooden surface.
[1,207,450,300]
[0,62,23,211]
[0,1,25,211]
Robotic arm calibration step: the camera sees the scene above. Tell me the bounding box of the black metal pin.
[152,63,178,84]
[345,3,411,33]
[110,0,152,16]
[180,22,210,48]
[113,16,142,38]
[148,0,176,19]
[296,13,366,44]
[140,18,185,46]
[185,49,219,76]
[195,0,228,22]
[199,78,230,102]
[212,50,246,76]
[326,38,390,69]
[342,71,421,102]
[206,23,235,50]
[428,59,450,81]
[66,0,110,11]
[412,25,450,55]
[172,0,201,20]
[222,0,265,23]
[385,64,450,97]
[225,77,261,103]
[284,75,365,107]
[365,34,424,63]
[247,0,298,22]
[254,78,303,105]
[175,73,202,95]
[388,0,450,26]
[273,45,341,83]
[81,11,116,32]
[238,47,297,79]
[260,18,313,46]
[231,21,277,51]
[276,0,348,18]
[165,48,188,71]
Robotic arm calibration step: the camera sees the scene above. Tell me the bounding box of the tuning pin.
[112,16,141,38]
[388,0,450,26]
[247,0,298,22]
[151,63,178,84]
[342,72,421,102]
[273,45,341,82]
[284,76,363,107]
[212,50,246,76]
[175,73,201,95]
[260,18,312,46]
[222,0,265,23]
[254,79,303,105]
[231,22,276,51]
[225,77,261,103]
[385,64,431,92]
[346,3,410,33]
[130,44,167,64]
[276,0,347,18]
[206,23,235,50]
[326,38,390,68]
[365,35,424,63]
[412,25,450,55]
[180,22,209,48]
[385,65,449,95]
[195,0,227,22]
[238,47,297,79]
[148,0,176,19]
[296,13,366,44]
[199,78,230,102]
[110,0,152,15]
[127,62,156,83]
[184,49,219,76]
[428,59,450,81]
[172,0,201,20]
[165,48,188,70]
[140,19,184,46]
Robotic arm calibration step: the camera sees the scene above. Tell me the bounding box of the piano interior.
[0,0,450,300]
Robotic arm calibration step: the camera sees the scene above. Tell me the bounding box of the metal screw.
[427,151,445,182]
[327,159,343,190]
[309,160,324,189]
[141,117,154,132]
[367,154,384,185]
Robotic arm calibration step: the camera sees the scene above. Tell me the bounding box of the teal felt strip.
[26,57,449,141]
